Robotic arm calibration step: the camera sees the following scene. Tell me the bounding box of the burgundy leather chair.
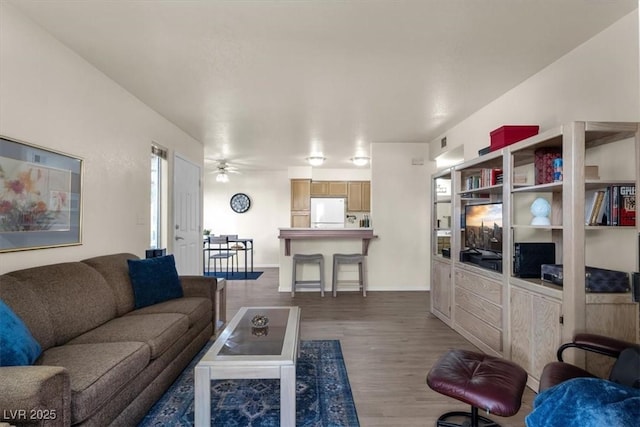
[539,332,640,392]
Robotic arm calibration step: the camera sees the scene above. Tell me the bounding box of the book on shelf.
[585,189,605,225]
[619,185,636,226]
[585,184,635,226]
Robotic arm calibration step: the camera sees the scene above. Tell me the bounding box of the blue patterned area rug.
[204,271,263,280]
[138,340,360,427]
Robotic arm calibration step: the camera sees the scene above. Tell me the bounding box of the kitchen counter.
[277,228,377,256]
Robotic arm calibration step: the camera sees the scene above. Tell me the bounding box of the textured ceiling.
[9,0,637,170]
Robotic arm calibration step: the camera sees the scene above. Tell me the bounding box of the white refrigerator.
[310,198,345,228]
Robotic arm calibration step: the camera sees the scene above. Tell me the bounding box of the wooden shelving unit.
[430,121,640,390]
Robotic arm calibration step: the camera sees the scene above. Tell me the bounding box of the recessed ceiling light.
[307,156,326,166]
[351,156,370,166]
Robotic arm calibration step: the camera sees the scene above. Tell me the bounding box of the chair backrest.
[209,236,229,246]
[609,346,640,389]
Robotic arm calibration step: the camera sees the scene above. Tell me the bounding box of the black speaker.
[514,242,556,278]
[632,272,640,303]
[145,248,166,258]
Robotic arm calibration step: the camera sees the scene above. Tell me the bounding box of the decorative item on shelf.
[553,158,563,182]
[534,148,562,184]
[489,125,539,152]
[250,314,269,337]
[530,197,551,225]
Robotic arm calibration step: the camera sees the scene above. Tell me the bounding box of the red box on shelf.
[490,125,540,151]
[534,148,562,184]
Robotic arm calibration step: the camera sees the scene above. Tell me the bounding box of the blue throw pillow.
[0,299,42,366]
[127,255,184,309]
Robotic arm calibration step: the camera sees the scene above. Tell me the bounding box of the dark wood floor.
[223,268,534,427]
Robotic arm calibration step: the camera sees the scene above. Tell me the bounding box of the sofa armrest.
[0,366,71,426]
[180,275,217,299]
[180,276,226,331]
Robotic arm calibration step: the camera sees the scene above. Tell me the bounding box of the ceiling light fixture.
[216,171,229,183]
[351,156,370,166]
[307,156,326,166]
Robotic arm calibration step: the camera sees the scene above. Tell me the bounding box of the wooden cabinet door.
[310,181,329,196]
[328,181,348,196]
[362,181,371,211]
[347,181,363,211]
[531,295,561,380]
[510,286,561,382]
[291,212,310,228]
[291,179,310,211]
[432,259,451,319]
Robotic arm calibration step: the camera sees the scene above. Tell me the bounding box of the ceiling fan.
[205,159,240,183]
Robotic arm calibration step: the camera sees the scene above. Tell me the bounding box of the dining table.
[203,236,254,279]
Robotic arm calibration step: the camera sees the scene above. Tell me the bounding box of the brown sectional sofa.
[0,253,221,426]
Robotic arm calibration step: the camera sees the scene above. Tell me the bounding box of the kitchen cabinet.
[310,181,348,197]
[347,181,371,212]
[291,179,310,211]
[291,179,310,227]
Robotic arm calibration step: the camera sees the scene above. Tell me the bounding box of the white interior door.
[173,154,201,275]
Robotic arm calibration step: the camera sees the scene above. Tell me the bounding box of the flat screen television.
[464,202,503,253]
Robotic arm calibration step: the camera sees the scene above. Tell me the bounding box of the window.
[150,145,168,248]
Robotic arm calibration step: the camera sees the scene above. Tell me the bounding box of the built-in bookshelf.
[430,121,639,390]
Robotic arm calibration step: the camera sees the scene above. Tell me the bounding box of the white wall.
[202,170,289,267]
[0,3,203,274]
[430,10,639,159]
[368,143,431,290]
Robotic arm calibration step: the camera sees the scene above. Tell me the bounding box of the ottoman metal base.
[436,407,500,427]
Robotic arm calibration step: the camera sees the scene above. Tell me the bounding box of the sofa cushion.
[68,313,189,359]
[127,255,183,309]
[0,299,42,366]
[38,342,149,424]
[5,262,117,346]
[0,275,56,351]
[126,297,211,328]
[82,253,139,316]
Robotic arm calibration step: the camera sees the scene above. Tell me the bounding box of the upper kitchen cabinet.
[310,181,348,197]
[291,179,311,227]
[347,181,371,212]
[291,179,311,211]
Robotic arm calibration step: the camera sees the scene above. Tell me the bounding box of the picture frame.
[0,136,83,252]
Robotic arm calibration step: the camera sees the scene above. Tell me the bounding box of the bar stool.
[332,253,366,297]
[291,253,325,297]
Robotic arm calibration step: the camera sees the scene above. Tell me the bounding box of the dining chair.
[220,234,241,272]
[207,236,236,275]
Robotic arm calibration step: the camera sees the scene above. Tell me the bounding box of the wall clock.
[230,193,251,213]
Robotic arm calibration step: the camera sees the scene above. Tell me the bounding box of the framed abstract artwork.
[0,136,83,252]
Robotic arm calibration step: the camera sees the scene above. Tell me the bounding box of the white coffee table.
[194,306,301,427]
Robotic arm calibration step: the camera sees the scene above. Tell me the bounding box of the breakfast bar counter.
[277,228,377,256]
[277,228,377,294]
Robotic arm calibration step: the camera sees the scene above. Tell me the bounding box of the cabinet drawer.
[456,286,501,328]
[455,269,502,305]
[456,307,503,353]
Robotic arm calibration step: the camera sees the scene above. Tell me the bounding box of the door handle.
[175,236,185,241]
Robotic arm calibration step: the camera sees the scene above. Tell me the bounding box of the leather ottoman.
[427,349,528,427]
